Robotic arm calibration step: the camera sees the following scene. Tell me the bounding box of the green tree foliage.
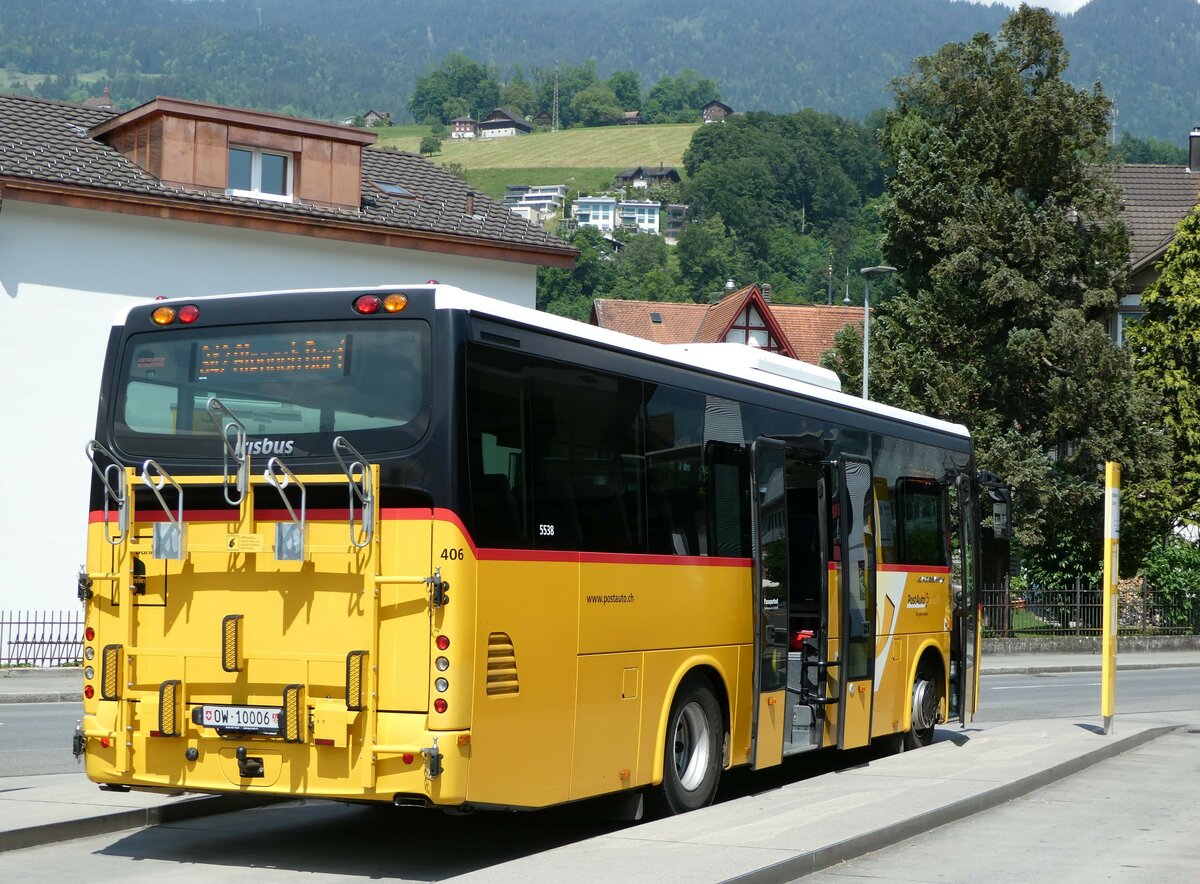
[536,61,599,128]
[680,110,886,302]
[1126,206,1200,537]
[1139,538,1200,630]
[500,67,536,118]
[606,70,642,111]
[675,214,746,296]
[643,69,720,123]
[1113,131,1188,165]
[570,84,623,127]
[834,6,1160,581]
[419,135,441,155]
[407,52,500,124]
[536,226,617,320]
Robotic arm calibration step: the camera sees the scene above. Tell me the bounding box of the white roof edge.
[435,287,970,440]
[110,284,969,440]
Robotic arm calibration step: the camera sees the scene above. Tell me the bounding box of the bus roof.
[111,283,970,441]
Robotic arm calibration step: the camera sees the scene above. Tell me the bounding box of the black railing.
[0,610,83,667]
[982,578,1199,637]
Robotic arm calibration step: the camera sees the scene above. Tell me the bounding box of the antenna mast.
[552,62,560,133]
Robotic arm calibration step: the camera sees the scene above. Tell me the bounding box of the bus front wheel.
[652,675,723,815]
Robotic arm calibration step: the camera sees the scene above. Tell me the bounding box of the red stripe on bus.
[478,548,752,568]
[877,564,951,574]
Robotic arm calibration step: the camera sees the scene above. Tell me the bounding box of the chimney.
[761,283,772,303]
[1190,127,1200,173]
[465,192,475,216]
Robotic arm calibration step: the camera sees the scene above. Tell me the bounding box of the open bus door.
[749,439,789,769]
[959,471,1012,723]
[832,456,876,750]
[951,471,988,725]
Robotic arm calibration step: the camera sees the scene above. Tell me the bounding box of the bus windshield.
[111,320,430,458]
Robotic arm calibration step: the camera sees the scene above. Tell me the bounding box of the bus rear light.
[315,738,334,747]
[84,646,95,661]
[150,730,163,738]
[100,738,110,748]
[435,678,448,692]
[84,666,94,680]
[151,306,176,325]
[84,685,94,699]
[178,304,200,323]
[434,698,447,714]
[85,627,95,642]
[436,635,450,651]
[402,753,414,764]
[435,656,449,671]
[383,294,408,313]
[353,295,382,314]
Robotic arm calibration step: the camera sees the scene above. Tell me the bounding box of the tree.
[407,53,500,124]
[419,135,442,155]
[501,68,536,117]
[1126,205,1200,539]
[607,70,642,110]
[644,69,720,123]
[675,214,746,297]
[1113,131,1187,165]
[537,227,618,319]
[845,6,1159,579]
[570,84,623,127]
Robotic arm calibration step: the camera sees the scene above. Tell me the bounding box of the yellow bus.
[75,284,1007,815]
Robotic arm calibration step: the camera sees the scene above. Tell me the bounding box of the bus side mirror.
[992,502,1010,540]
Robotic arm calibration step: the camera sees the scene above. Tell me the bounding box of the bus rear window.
[113,321,430,458]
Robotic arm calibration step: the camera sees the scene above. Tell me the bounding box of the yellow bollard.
[1101,462,1120,734]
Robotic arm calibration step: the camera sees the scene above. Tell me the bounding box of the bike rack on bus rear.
[85,441,128,546]
[264,456,308,561]
[333,435,375,548]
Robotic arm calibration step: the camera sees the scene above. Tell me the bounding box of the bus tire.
[903,669,939,751]
[651,674,723,815]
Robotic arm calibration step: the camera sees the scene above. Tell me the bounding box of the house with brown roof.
[479,108,532,138]
[590,283,861,364]
[614,164,681,189]
[1111,128,1200,343]
[0,91,576,612]
[702,100,734,124]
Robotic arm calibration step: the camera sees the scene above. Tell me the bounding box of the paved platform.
[444,718,1177,883]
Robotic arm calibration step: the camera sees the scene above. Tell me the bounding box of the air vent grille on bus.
[486,633,520,696]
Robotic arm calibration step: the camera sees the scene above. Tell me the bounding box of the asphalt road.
[0,702,80,777]
[975,666,1200,722]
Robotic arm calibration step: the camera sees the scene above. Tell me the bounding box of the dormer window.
[228,146,292,202]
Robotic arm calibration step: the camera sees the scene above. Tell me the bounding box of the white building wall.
[0,200,538,611]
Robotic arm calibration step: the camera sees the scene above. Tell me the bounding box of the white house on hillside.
[0,93,576,612]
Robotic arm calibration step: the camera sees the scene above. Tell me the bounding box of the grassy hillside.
[372,122,698,199]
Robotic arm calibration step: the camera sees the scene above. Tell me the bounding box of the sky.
[957,0,1092,13]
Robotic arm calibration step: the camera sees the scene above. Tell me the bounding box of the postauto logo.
[246,438,296,456]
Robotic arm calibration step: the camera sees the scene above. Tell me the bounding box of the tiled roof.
[772,304,862,363]
[1113,163,1200,270]
[0,93,575,261]
[591,294,860,364]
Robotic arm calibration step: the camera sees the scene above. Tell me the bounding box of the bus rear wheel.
[903,671,939,751]
[652,675,723,815]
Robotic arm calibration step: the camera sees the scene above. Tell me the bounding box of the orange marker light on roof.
[383,293,408,313]
[354,294,382,314]
[152,306,176,325]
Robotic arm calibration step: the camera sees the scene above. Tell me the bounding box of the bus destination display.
[194,333,349,382]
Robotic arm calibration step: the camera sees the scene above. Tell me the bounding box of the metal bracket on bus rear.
[141,459,187,560]
[264,456,308,561]
[86,440,128,546]
[333,436,374,548]
[206,397,249,506]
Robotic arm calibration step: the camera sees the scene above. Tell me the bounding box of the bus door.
[951,473,980,724]
[749,438,790,769]
[832,456,877,750]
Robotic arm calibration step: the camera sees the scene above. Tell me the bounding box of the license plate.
[194,704,281,735]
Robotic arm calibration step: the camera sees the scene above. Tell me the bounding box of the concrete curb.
[0,792,277,854]
[0,693,82,704]
[726,724,1176,883]
[985,662,1199,676]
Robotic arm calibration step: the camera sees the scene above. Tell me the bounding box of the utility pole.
[552,63,560,133]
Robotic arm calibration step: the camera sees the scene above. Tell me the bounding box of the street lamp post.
[858,265,896,400]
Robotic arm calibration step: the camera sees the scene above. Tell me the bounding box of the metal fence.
[0,610,83,667]
[982,578,1200,637]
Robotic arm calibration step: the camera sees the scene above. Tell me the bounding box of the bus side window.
[465,348,530,549]
[705,442,750,558]
[895,478,948,566]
